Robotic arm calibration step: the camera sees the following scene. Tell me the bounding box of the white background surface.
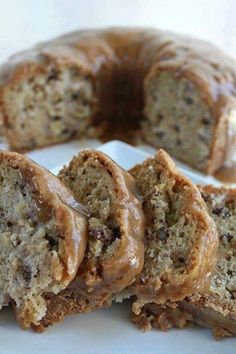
[0,140,234,354]
[1,0,236,63]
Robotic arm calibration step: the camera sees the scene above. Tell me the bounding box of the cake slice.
[128,149,218,313]
[132,185,236,338]
[0,151,88,329]
[35,149,145,331]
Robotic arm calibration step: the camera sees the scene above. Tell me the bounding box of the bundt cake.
[132,185,236,338]
[127,149,218,314]
[0,151,88,329]
[1,28,236,174]
[34,149,145,331]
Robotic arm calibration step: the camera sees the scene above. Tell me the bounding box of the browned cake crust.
[0,28,236,173]
[34,149,145,332]
[0,151,88,329]
[132,185,236,338]
[34,288,112,332]
[132,299,236,338]
[128,150,218,310]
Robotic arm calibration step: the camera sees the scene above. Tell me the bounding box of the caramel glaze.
[0,151,88,290]
[2,28,236,173]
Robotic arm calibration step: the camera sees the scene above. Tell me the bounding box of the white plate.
[0,140,234,354]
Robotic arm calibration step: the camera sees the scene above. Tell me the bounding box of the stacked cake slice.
[0,151,88,328]
[132,185,236,337]
[36,149,145,331]
[0,149,145,331]
[0,147,235,338]
[129,149,218,308]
